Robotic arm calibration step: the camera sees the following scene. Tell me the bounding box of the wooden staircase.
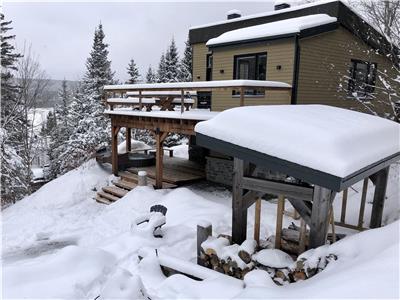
[95,169,177,205]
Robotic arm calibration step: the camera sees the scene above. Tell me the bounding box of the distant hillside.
[35,79,80,108]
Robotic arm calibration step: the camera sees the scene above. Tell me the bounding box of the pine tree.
[157,53,167,83]
[164,38,180,82]
[0,13,27,206]
[146,65,157,83]
[48,80,72,178]
[179,35,192,82]
[59,23,115,174]
[126,58,140,84]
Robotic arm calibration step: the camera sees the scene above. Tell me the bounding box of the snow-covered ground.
[2,159,399,299]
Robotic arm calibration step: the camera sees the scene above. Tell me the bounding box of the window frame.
[206,53,213,81]
[348,59,378,99]
[232,52,268,96]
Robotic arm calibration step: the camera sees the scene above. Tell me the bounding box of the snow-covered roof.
[126,91,197,96]
[105,109,218,121]
[104,80,291,91]
[108,97,156,104]
[206,14,337,47]
[190,0,338,30]
[195,105,400,180]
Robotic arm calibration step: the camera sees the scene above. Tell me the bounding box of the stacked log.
[200,237,257,279]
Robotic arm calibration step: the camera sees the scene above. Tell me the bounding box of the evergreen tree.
[179,35,192,82]
[126,58,140,84]
[58,23,115,173]
[0,13,28,206]
[164,38,180,82]
[48,80,72,178]
[157,53,167,83]
[146,65,157,83]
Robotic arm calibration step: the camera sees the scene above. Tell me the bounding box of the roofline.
[189,1,398,58]
[195,132,400,192]
[207,22,339,50]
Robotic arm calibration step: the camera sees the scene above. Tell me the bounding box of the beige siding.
[192,43,209,82]
[210,39,295,111]
[297,26,399,117]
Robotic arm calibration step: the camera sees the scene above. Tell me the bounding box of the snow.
[227,9,242,15]
[104,79,291,91]
[2,157,399,298]
[108,97,157,104]
[207,14,337,47]
[117,139,151,154]
[252,249,294,268]
[105,108,219,121]
[126,91,197,96]
[195,105,400,178]
[31,167,44,180]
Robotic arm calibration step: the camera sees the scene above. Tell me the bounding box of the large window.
[348,59,377,98]
[233,52,267,95]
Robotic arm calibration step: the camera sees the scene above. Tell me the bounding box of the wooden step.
[97,191,119,202]
[119,171,139,183]
[102,186,128,198]
[95,195,112,205]
[120,170,177,189]
[112,179,137,191]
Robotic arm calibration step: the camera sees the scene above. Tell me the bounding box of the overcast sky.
[4,1,275,82]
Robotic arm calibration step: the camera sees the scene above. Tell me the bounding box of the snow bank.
[207,14,337,47]
[195,105,400,177]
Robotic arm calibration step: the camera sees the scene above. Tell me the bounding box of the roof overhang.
[196,132,400,192]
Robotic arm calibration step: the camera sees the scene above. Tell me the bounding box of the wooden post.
[275,195,285,249]
[232,158,247,244]
[111,125,120,176]
[180,89,184,114]
[197,222,212,266]
[126,127,131,153]
[155,130,166,189]
[370,167,389,228]
[309,186,334,249]
[330,205,336,243]
[239,87,245,106]
[298,218,307,254]
[139,90,143,110]
[254,198,261,244]
[340,188,348,223]
[357,178,368,229]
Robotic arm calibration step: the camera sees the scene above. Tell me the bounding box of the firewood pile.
[198,229,338,284]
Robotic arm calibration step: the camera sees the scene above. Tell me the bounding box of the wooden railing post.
[180,89,184,114]
[254,198,261,244]
[111,125,120,176]
[275,195,285,249]
[126,127,131,152]
[370,167,389,228]
[232,158,246,244]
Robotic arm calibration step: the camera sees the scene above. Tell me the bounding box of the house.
[189,0,399,116]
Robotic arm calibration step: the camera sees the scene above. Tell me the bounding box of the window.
[348,59,377,98]
[206,54,213,81]
[233,53,267,95]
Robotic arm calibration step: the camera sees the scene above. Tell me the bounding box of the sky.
[3,1,275,82]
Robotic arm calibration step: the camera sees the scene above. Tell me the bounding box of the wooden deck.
[128,156,205,185]
[95,156,205,204]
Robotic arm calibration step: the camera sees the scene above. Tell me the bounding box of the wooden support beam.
[370,167,389,228]
[340,188,348,223]
[126,127,131,152]
[358,178,368,229]
[111,126,120,176]
[330,205,336,243]
[232,158,247,244]
[254,199,261,244]
[309,186,335,249]
[139,90,143,110]
[241,177,313,202]
[155,130,164,189]
[180,89,184,114]
[298,218,307,254]
[275,195,285,249]
[286,198,312,226]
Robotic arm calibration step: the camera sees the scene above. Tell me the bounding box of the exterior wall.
[210,39,295,111]
[192,39,295,112]
[297,26,399,117]
[192,43,209,82]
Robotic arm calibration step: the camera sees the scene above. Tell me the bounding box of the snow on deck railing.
[103,80,291,91]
